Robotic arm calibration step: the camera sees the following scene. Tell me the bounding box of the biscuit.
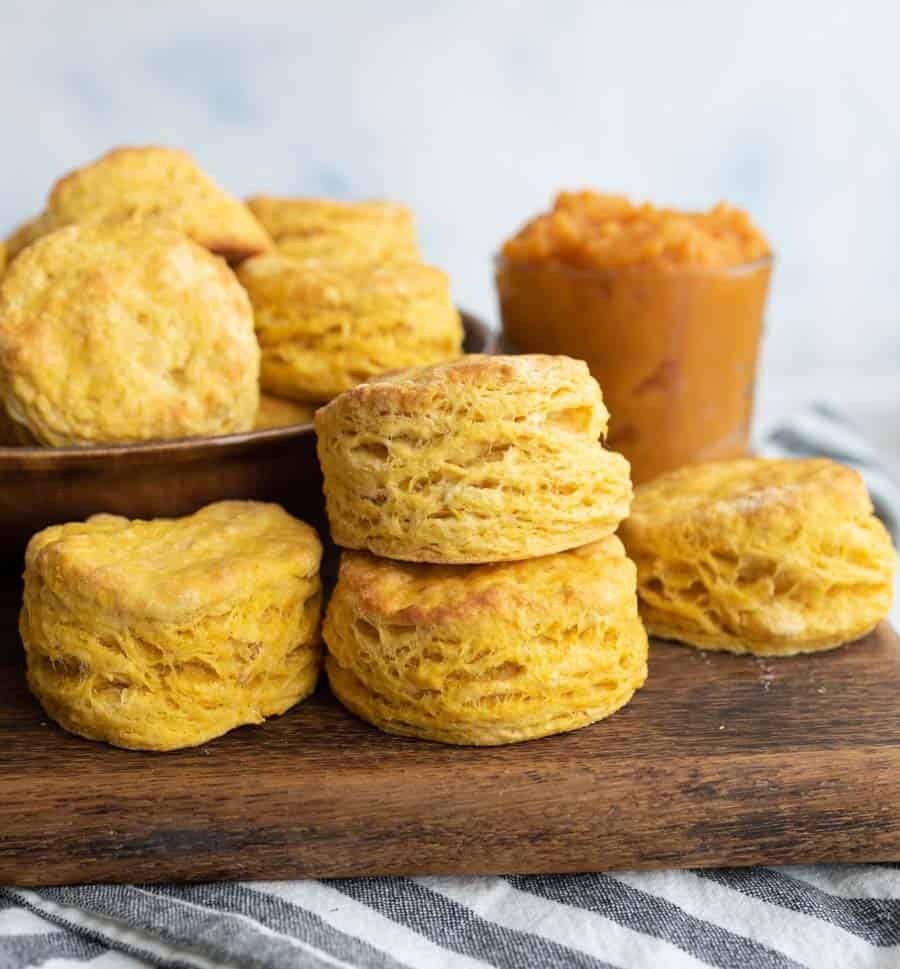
[619,458,897,655]
[324,536,647,744]
[315,354,633,563]
[0,241,5,276]
[29,147,272,261]
[254,393,317,430]
[0,223,260,445]
[246,196,419,265]
[239,254,463,402]
[21,501,323,751]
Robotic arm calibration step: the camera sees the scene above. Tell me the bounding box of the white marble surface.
[1,0,899,387]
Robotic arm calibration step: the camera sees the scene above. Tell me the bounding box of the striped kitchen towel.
[3,870,900,969]
[2,404,899,969]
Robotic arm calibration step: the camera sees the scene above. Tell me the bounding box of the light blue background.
[1,0,897,385]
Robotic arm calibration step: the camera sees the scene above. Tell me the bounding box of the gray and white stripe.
[5,867,900,969]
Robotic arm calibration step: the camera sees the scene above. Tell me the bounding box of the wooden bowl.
[0,311,494,559]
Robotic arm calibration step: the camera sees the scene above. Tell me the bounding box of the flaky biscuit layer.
[324,537,647,745]
[620,458,897,655]
[316,354,632,563]
[22,501,323,750]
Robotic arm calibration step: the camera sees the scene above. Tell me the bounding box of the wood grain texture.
[2,604,900,886]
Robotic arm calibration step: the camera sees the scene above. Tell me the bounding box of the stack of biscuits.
[0,145,463,444]
[315,353,649,745]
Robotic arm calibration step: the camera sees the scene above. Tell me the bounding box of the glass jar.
[496,255,772,484]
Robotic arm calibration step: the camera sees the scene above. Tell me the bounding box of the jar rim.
[494,252,774,277]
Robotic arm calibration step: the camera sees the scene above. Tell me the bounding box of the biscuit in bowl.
[21,501,323,751]
[324,536,647,744]
[315,354,632,563]
[246,196,418,265]
[28,146,272,261]
[0,223,260,445]
[254,393,317,430]
[619,458,897,655]
[239,254,463,402]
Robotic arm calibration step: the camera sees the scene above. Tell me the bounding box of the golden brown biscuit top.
[238,252,448,307]
[246,196,414,242]
[318,354,609,435]
[0,242,5,276]
[0,223,258,444]
[339,536,633,627]
[45,146,272,259]
[360,352,592,390]
[26,501,322,623]
[501,191,770,269]
[627,458,874,536]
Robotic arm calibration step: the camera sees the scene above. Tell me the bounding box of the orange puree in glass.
[497,191,772,484]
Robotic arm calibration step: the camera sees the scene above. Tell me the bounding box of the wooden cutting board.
[2,591,900,886]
